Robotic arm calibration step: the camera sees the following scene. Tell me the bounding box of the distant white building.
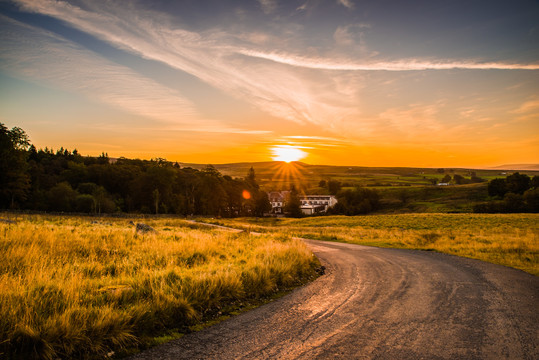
[299,195,338,215]
[268,191,337,215]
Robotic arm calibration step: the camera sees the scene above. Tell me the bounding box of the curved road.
[130,239,538,359]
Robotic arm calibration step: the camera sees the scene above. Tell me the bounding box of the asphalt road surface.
[130,239,538,359]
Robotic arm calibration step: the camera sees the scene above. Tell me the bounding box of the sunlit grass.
[202,214,539,276]
[0,215,319,359]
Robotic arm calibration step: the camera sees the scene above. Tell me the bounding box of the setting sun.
[271,145,307,163]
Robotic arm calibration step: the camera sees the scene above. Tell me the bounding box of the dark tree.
[327,180,342,195]
[440,174,451,183]
[75,194,96,213]
[246,166,259,189]
[488,178,507,197]
[194,167,228,216]
[398,189,410,204]
[253,191,271,217]
[284,189,303,218]
[47,182,77,211]
[453,174,468,185]
[503,193,526,213]
[524,188,539,212]
[470,172,484,183]
[505,172,531,194]
[153,188,160,214]
[331,187,380,215]
[531,175,539,189]
[319,179,327,188]
[0,123,31,208]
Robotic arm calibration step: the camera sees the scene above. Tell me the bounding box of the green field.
[202,213,539,276]
[0,215,319,359]
[180,161,539,190]
[180,162,539,214]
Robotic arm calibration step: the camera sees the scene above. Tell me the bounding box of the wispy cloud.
[164,126,273,135]
[9,0,539,146]
[511,98,539,114]
[282,135,350,142]
[0,15,197,123]
[14,0,340,126]
[337,0,354,10]
[378,103,444,138]
[296,3,308,11]
[0,14,273,136]
[258,0,277,14]
[238,50,539,71]
[272,136,351,151]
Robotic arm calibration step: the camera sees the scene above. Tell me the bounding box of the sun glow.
[271,145,307,162]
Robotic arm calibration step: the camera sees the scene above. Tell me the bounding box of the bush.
[75,194,95,213]
[504,193,526,213]
[330,187,380,215]
[47,182,78,211]
[488,178,507,197]
[524,188,539,212]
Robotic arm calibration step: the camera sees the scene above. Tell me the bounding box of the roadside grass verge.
[0,215,320,359]
[201,214,539,276]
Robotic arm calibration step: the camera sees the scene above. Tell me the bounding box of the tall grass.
[203,214,539,276]
[0,215,319,359]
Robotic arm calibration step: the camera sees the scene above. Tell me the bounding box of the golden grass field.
[1,213,537,359]
[203,213,539,276]
[0,215,319,359]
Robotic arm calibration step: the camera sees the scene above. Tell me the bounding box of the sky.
[0,0,538,167]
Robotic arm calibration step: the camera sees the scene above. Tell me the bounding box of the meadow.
[0,215,320,359]
[183,161,539,190]
[202,214,539,276]
[1,213,537,359]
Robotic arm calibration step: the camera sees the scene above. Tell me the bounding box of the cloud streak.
[7,0,539,156]
[337,0,354,10]
[0,14,275,136]
[238,50,539,71]
[9,0,365,129]
[0,15,198,123]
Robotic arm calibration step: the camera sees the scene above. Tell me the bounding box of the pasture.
[0,215,319,359]
[203,213,539,276]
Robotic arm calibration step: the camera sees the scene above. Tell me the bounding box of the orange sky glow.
[1,0,538,168]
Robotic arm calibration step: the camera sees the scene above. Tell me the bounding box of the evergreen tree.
[253,191,271,217]
[246,166,259,189]
[0,123,31,208]
[285,188,303,218]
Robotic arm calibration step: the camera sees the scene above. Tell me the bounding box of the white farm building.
[268,191,337,215]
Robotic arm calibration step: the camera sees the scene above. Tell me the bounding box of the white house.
[268,191,337,215]
[268,191,289,214]
[299,195,338,215]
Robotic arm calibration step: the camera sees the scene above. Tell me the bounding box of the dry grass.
[203,214,539,276]
[0,215,319,359]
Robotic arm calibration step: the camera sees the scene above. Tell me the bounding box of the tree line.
[474,172,539,213]
[4,122,536,216]
[0,123,271,216]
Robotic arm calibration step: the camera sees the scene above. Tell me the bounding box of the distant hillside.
[179,161,539,191]
[489,164,539,171]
